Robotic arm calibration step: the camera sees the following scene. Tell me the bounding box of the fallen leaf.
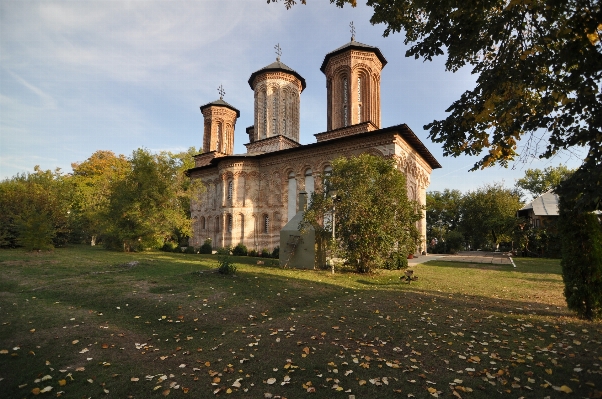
[559,385,573,393]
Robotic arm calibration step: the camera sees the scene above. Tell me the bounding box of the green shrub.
[216,246,231,255]
[271,246,280,259]
[199,239,213,254]
[248,249,258,257]
[232,243,248,256]
[184,246,197,254]
[382,251,408,270]
[161,242,177,252]
[260,248,270,258]
[217,255,237,275]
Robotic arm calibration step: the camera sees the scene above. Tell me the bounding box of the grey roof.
[519,191,559,216]
[248,59,306,91]
[320,39,388,73]
[199,98,240,117]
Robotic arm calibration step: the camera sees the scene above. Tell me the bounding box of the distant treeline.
[0,147,201,251]
[426,165,575,256]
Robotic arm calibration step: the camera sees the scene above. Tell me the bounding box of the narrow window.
[263,91,268,138]
[216,123,222,152]
[272,94,277,136]
[227,214,233,233]
[343,77,348,127]
[357,77,362,124]
[287,172,296,221]
[282,95,287,136]
[227,180,233,201]
[240,214,245,240]
[201,216,206,230]
[305,169,314,204]
[264,215,270,234]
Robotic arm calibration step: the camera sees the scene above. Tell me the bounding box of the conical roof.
[200,98,240,117]
[320,39,387,73]
[248,59,306,91]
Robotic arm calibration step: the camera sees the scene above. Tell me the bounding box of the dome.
[248,59,306,91]
[200,98,240,118]
[320,39,387,73]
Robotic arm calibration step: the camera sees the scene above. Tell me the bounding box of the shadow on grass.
[422,259,562,275]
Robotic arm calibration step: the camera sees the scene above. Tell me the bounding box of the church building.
[187,35,441,254]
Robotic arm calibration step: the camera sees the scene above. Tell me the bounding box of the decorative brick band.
[314,122,378,142]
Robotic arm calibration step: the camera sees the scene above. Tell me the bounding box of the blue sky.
[0,0,585,193]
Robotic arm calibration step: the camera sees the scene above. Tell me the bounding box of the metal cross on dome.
[274,43,282,61]
[218,85,225,100]
[350,21,356,41]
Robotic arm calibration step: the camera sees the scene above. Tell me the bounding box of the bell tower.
[248,44,306,147]
[321,24,387,131]
[200,85,240,155]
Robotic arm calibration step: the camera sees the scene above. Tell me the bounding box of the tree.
[103,148,202,251]
[515,164,575,199]
[271,0,602,212]
[555,168,602,320]
[70,150,130,245]
[557,189,602,320]
[426,189,463,240]
[459,183,522,250]
[0,167,73,250]
[303,154,422,273]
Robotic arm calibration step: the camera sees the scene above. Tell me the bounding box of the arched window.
[263,90,268,138]
[282,93,287,136]
[357,76,363,124]
[215,216,220,232]
[343,77,348,127]
[216,123,222,152]
[213,183,219,209]
[227,214,233,233]
[201,216,206,230]
[227,180,233,201]
[287,171,296,221]
[305,169,314,204]
[272,92,278,136]
[264,215,270,234]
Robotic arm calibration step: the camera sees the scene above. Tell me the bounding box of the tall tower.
[200,87,240,155]
[321,28,387,131]
[248,45,306,145]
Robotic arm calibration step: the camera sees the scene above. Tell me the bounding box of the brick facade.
[188,40,441,254]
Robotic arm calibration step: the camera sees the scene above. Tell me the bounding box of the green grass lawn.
[0,246,600,398]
